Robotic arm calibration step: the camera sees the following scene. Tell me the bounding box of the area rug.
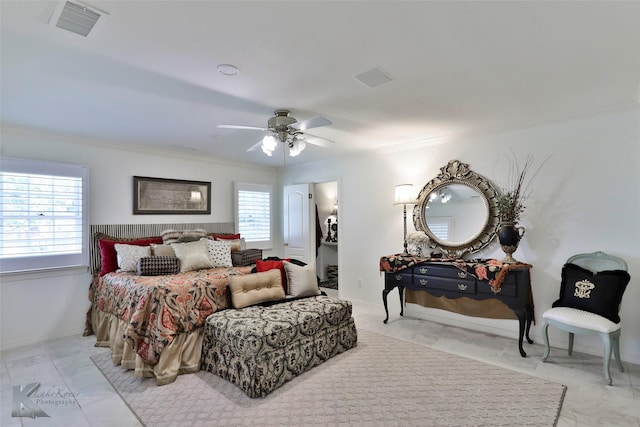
[91,329,566,427]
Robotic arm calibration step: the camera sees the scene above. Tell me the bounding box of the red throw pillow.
[211,233,241,240]
[255,259,290,293]
[97,236,163,276]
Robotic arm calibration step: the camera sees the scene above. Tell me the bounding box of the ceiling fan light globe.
[289,139,306,157]
[262,135,278,151]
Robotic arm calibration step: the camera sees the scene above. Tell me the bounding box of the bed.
[85,222,257,385]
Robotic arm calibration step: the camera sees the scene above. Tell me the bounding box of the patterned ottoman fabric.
[201,295,358,397]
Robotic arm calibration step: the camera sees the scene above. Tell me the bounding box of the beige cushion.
[229,269,285,309]
[171,240,214,272]
[283,261,321,298]
[151,243,175,257]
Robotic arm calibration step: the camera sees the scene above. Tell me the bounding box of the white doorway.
[283,183,314,263]
[315,181,339,293]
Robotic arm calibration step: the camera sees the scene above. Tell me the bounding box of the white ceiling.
[2,1,639,167]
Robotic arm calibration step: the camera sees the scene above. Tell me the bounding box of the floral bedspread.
[380,254,531,294]
[88,266,253,366]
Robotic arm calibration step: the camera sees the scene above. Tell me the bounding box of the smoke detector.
[49,1,109,37]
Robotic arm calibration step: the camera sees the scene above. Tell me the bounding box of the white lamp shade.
[394,184,415,205]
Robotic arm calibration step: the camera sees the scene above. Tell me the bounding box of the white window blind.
[234,182,272,248]
[427,217,452,241]
[0,157,89,273]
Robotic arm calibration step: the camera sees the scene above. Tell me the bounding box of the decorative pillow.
[171,240,214,272]
[210,233,241,240]
[203,238,233,268]
[161,228,207,245]
[225,238,243,252]
[212,233,243,252]
[114,243,151,272]
[255,259,290,292]
[283,260,321,298]
[150,243,175,257]
[95,233,162,276]
[229,269,285,309]
[232,249,263,266]
[552,263,630,323]
[137,256,180,276]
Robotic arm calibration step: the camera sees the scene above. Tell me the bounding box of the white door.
[283,183,314,263]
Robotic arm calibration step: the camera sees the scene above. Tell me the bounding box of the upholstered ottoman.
[201,295,358,397]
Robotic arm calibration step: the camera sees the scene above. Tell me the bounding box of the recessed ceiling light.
[217,64,239,76]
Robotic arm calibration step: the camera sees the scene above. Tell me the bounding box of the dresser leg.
[525,305,534,344]
[382,289,391,324]
[398,286,405,317]
[516,312,527,357]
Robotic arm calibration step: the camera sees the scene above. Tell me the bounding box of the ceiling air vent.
[49,1,107,37]
[355,67,394,88]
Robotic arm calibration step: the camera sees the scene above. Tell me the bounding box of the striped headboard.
[89,222,235,276]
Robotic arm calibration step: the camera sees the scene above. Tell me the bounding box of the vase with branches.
[496,151,549,263]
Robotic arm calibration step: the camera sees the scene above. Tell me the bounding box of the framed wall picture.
[133,176,211,214]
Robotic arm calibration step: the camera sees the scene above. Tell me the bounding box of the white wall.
[0,126,280,350]
[280,107,640,364]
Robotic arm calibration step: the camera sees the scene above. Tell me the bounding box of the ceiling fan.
[217,109,334,157]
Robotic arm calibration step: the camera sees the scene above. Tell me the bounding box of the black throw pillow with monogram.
[552,263,630,323]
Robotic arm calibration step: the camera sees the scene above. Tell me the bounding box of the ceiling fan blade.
[246,141,263,152]
[218,124,269,131]
[302,132,335,147]
[293,116,332,131]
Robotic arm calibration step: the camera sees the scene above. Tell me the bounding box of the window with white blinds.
[0,157,89,273]
[234,182,272,248]
[426,217,452,241]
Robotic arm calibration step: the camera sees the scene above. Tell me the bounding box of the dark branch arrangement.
[497,151,550,224]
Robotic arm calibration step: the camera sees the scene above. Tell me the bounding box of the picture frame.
[133,176,211,215]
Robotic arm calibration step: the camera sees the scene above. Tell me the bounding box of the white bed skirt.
[91,307,203,385]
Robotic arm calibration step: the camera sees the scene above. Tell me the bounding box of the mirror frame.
[412,160,500,259]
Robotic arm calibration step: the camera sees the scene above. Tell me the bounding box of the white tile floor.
[1,293,639,426]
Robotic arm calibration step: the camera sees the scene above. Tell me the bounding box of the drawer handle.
[419,278,428,286]
[419,267,428,274]
[395,275,402,281]
[457,283,468,291]
[458,272,467,278]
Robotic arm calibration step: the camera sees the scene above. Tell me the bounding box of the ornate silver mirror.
[412,160,500,259]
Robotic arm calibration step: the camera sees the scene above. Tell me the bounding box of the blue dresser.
[382,260,534,357]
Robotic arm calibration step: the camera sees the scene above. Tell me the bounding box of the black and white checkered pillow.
[137,256,180,276]
[231,249,263,266]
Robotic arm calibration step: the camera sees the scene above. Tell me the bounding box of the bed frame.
[87,221,241,385]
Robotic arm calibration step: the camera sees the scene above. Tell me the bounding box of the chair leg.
[568,332,574,356]
[600,333,613,386]
[542,322,551,362]
[612,334,624,373]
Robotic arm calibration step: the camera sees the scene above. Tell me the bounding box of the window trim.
[234,182,273,250]
[0,157,90,274]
